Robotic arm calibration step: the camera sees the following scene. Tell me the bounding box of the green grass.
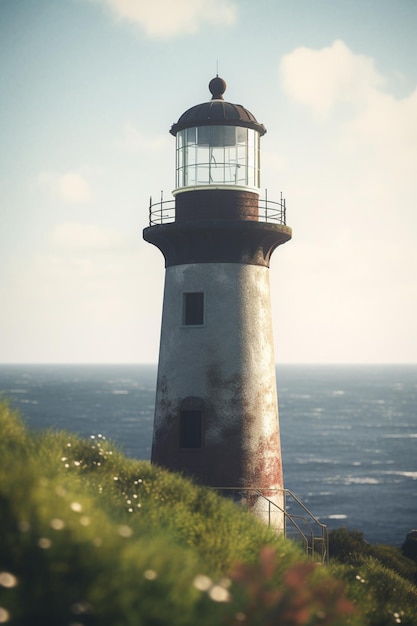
[1,401,416,625]
[327,528,417,626]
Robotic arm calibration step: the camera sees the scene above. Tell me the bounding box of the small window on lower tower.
[180,410,202,448]
[183,292,204,325]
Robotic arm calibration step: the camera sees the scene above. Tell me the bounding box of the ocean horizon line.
[1,362,416,368]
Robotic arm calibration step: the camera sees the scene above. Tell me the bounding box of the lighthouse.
[143,76,292,529]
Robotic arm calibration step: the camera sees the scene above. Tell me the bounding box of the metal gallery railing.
[147,190,287,226]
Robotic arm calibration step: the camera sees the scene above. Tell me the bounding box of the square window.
[183,292,204,325]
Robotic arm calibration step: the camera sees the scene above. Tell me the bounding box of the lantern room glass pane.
[236,127,247,144]
[176,126,260,190]
[186,127,196,144]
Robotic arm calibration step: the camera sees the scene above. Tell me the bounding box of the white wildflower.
[0,573,18,588]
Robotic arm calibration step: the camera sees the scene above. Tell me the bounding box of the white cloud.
[38,171,93,203]
[345,87,417,184]
[90,0,237,37]
[280,40,385,118]
[279,40,417,199]
[51,221,125,251]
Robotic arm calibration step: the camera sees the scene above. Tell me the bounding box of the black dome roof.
[170,77,266,137]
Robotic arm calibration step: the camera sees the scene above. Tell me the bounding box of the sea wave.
[344,477,380,485]
[382,433,417,439]
[384,471,417,480]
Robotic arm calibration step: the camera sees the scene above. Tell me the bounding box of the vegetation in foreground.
[0,401,416,625]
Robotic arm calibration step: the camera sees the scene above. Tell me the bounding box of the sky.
[1,0,416,365]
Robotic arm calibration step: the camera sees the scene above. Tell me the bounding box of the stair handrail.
[211,486,328,564]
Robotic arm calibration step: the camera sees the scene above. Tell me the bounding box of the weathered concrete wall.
[151,261,283,505]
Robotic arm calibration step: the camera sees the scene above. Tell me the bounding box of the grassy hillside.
[0,401,416,625]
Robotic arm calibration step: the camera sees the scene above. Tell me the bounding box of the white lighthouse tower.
[143,77,292,528]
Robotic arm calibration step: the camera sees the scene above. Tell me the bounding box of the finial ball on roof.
[169,77,266,136]
[209,76,227,100]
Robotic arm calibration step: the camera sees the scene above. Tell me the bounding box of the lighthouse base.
[216,487,285,534]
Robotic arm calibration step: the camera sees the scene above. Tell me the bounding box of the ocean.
[0,363,416,547]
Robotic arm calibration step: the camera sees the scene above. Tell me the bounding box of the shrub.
[371,543,417,586]
[226,546,355,626]
[329,527,417,587]
[401,531,417,564]
[329,528,372,564]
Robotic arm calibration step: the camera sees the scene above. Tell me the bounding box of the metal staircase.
[214,487,328,564]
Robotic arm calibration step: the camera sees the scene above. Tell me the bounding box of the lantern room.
[170,76,266,196]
